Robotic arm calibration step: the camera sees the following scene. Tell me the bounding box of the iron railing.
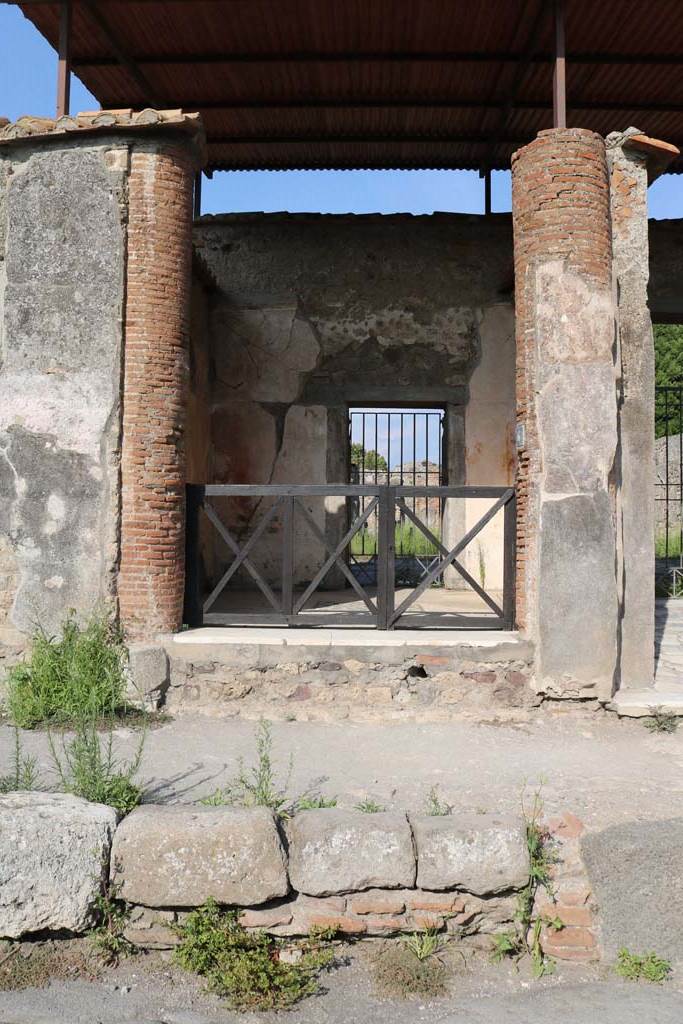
[655,385,683,569]
[184,483,516,631]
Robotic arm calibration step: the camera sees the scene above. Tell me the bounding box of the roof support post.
[193,171,202,218]
[553,0,567,128]
[484,169,492,215]
[56,0,72,118]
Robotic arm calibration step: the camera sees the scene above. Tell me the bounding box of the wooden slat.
[202,500,282,614]
[390,490,512,624]
[294,499,379,617]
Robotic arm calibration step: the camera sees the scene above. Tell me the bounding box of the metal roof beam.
[72,50,683,68]
[78,0,162,105]
[96,98,683,115]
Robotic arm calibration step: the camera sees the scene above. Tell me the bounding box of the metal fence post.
[183,484,205,628]
[377,486,396,629]
[503,491,516,630]
[281,496,295,620]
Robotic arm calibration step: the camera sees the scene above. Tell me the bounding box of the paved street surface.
[0,951,682,1024]
[2,704,683,828]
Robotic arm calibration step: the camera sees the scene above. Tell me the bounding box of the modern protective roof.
[15,0,683,173]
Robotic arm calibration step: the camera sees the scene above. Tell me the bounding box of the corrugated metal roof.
[15,0,683,171]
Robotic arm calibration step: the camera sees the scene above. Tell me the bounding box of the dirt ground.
[0,939,682,1024]
[1,705,682,827]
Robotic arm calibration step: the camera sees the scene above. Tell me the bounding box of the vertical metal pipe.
[553,0,567,128]
[484,169,492,215]
[193,171,202,219]
[56,0,72,118]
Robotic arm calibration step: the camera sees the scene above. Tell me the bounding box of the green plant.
[91,887,136,964]
[643,707,679,734]
[0,726,41,793]
[425,786,451,816]
[297,793,338,810]
[7,613,127,729]
[174,898,334,1010]
[402,929,443,961]
[200,720,293,817]
[354,799,385,813]
[48,716,145,815]
[615,947,672,983]
[372,942,448,998]
[490,783,562,978]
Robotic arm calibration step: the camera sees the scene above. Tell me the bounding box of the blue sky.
[2,3,681,218]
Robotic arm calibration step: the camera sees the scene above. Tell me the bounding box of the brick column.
[512,129,618,699]
[118,142,198,637]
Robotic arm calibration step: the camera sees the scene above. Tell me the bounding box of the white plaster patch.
[0,370,114,460]
[44,575,64,591]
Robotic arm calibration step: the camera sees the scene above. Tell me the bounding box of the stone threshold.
[172,626,524,649]
[608,689,683,718]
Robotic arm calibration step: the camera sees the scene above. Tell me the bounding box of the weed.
[0,726,41,793]
[7,613,127,729]
[201,720,293,817]
[354,799,386,813]
[0,939,100,991]
[615,947,672,983]
[47,716,145,815]
[402,929,443,961]
[372,942,448,999]
[174,898,334,1010]
[91,887,135,964]
[425,786,451,816]
[643,707,679,734]
[477,542,487,590]
[297,794,338,810]
[490,782,561,978]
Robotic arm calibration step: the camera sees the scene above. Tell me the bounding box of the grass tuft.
[7,613,127,729]
[354,799,386,813]
[643,707,679,734]
[372,941,448,999]
[0,726,40,794]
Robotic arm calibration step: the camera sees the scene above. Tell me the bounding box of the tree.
[655,324,683,437]
[350,443,388,472]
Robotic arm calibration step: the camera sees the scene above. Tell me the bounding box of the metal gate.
[184,483,515,631]
[655,385,683,575]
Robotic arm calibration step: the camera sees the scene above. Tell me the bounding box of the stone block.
[287,810,416,896]
[0,792,117,938]
[581,818,683,960]
[111,805,289,908]
[411,813,528,895]
[126,643,169,708]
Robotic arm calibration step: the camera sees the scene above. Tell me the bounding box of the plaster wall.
[0,141,128,641]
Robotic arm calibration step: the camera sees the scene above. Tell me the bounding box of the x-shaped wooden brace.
[294,498,379,616]
[203,497,284,614]
[390,489,513,625]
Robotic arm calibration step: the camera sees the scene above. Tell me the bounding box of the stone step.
[608,689,683,718]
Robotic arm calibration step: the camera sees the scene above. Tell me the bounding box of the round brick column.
[511,129,614,668]
[118,143,196,637]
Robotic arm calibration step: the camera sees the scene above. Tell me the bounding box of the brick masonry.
[512,128,613,631]
[118,144,197,638]
[538,811,599,962]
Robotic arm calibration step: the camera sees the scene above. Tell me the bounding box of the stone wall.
[0,792,599,963]
[0,139,128,648]
[0,113,204,648]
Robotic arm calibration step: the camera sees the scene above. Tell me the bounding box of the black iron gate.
[655,385,683,574]
[184,484,515,631]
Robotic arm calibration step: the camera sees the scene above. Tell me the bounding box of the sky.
[2,3,682,218]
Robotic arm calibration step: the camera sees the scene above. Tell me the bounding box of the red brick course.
[118,144,196,637]
[511,129,612,629]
